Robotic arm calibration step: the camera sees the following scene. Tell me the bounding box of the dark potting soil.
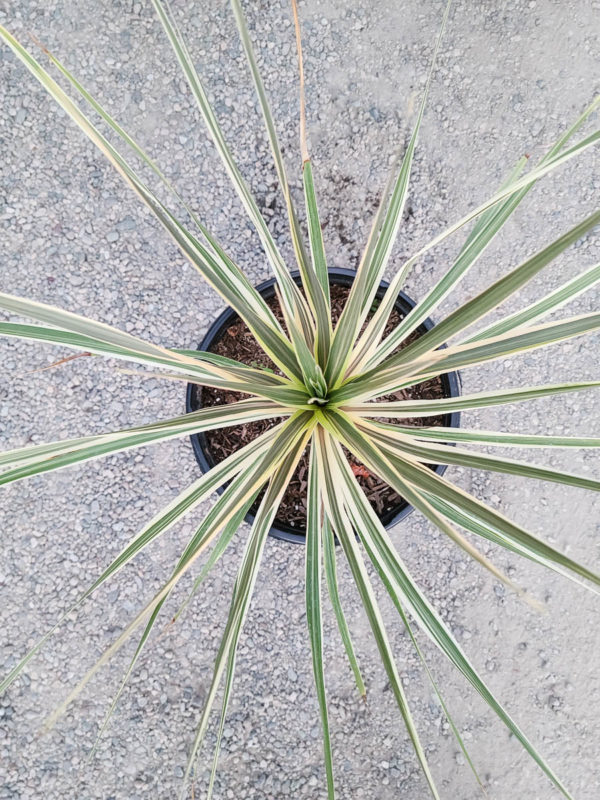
[190,283,446,532]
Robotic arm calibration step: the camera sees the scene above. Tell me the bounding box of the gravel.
[1,1,600,799]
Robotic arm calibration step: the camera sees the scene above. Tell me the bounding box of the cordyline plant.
[1,0,600,797]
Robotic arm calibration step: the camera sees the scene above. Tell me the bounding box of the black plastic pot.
[186,267,461,544]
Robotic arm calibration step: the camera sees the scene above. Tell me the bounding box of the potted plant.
[1,1,599,798]
[186,266,462,543]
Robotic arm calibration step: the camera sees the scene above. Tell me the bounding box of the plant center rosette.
[187,269,461,543]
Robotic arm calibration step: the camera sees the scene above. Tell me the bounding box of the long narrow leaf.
[329,410,600,590]
[467,259,600,343]
[229,0,311,281]
[0,25,305,381]
[1,423,280,696]
[459,155,529,252]
[328,443,484,788]
[322,518,366,699]
[381,209,600,367]
[41,411,314,731]
[363,419,600,493]
[180,425,315,799]
[0,400,286,486]
[421,491,595,593]
[0,318,309,404]
[314,427,441,799]
[323,411,572,797]
[335,311,600,403]
[302,158,332,367]
[302,161,330,305]
[170,490,261,629]
[349,99,600,375]
[288,0,332,371]
[329,419,530,600]
[149,0,315,350]
[383,424,600,449]
[343,381,600,417]
[88,492,259,763]
[412,312,600,382]
[325,0,451,386]
[306,443,335,798]
[35,34,263,292]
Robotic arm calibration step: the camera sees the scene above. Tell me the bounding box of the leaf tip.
[28,31,50,56]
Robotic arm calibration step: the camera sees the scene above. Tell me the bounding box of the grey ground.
[1,0,599,798]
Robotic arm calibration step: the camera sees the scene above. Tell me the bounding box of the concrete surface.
[1,1,599,798]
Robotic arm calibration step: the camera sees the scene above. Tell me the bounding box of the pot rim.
[186,267,461,544]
